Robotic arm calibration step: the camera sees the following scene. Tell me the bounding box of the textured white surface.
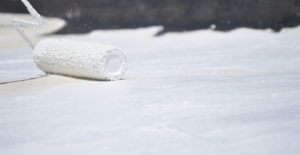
[34,39,126,80]
[0,26,300,155]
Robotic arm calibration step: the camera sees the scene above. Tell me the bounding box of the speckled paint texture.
[33,39,126,80]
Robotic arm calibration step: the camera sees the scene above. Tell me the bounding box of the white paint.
[34,39,126,80]
[1,26,300,155]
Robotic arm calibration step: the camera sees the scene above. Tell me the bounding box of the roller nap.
[33,39,126,80]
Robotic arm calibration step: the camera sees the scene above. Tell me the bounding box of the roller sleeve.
[33,39,126,80]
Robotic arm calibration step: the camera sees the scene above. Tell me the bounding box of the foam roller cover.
[33,39,126,80]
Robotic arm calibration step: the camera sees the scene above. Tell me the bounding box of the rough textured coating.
[33,39,126,80]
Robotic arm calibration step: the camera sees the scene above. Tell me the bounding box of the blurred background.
[1,0,300,34]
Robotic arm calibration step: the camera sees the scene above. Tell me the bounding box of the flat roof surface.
[1,15,300,154]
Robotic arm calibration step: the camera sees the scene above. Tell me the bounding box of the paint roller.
[13,0,126,81]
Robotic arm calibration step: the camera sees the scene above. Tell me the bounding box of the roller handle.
[12,0,44,49]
